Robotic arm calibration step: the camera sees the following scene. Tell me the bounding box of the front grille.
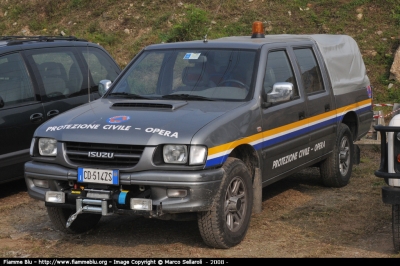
[65,142,145,168]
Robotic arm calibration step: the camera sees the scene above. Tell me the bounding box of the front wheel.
[393,204,400,252]
[47,207,101,234]
[320,123,354,187]
[197,157,253,248]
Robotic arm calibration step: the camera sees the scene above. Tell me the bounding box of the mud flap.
[252,167,262,214]
[353,144,360,165]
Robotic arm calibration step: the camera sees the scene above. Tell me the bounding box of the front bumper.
[25,161,224,215]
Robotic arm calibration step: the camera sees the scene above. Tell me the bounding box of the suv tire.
[320,123,354,187]
[197,157,253,248]
[393,204,400,252]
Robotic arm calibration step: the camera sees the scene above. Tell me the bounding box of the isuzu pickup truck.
[25,22,373,248]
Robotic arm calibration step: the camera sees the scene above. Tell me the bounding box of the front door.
[261,49,310,184]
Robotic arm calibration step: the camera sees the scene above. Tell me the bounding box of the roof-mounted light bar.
[251,21,265,38]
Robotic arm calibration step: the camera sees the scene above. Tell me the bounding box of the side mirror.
[98,80,112,96]
[266,82,293,104]
[0,96,4,108]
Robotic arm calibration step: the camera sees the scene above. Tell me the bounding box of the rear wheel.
[197,157,253,248]
[320,123,354,187]
[47,207,101,234]
[393,204,400,253]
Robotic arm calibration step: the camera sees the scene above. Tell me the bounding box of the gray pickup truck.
[25,22,373,248]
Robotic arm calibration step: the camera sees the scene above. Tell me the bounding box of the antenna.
[204,0,225,40]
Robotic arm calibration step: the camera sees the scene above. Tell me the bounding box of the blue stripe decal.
[206,154,229,168]
[206,118,338,168]
[205,105,372,168]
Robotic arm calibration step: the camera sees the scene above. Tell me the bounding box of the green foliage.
[222,10,263,36]
[28,20,46,32]
[162,5,209,42]
[392,6,400,25]
[88,32,119,47]
[44,0,64,18]
[8,4,24,19]
[68,0,91,9]
[386,83,400,103]
[87,22,99,34]
[0,23,6,33]
[153,13,172,30]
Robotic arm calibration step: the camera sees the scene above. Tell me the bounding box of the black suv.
[0,36,121,184]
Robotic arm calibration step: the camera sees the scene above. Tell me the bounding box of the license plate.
[77,168,119,185]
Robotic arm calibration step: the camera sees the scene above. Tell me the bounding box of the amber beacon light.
[251,21,265,38]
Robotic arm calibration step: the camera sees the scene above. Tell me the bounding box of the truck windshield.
[107,49,257,101]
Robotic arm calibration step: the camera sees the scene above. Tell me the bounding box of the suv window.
[32,51,81,99]
[264,50,299,98]
[0,53,35,107]
[82,48,120,85]
[293,48,325,94]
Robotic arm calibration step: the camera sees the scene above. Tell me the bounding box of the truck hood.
[35,98,245,145]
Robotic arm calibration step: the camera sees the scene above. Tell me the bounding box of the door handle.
[47,110,60,117]
[30,113,44,123]
[299,111,305,120]
[325,104,330,112]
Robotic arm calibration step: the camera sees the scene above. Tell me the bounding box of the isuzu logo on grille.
[88,151,114,159]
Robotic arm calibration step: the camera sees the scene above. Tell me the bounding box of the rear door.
[0,52,44,182]
[291,46,335,161]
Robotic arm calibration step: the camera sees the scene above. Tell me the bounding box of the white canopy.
[308,34,370,95]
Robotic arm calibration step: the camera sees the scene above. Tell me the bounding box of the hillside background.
[0,0,399,110]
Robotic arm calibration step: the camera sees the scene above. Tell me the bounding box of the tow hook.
[66,206,86,228]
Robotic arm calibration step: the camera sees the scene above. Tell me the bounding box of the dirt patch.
[0,145,399,258]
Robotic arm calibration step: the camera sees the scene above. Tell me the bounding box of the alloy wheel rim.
[339,136,350,176]
[224,176,247,232]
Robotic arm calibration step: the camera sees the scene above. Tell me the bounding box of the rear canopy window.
[109,49,257,101]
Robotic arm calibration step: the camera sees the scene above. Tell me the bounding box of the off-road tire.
[47,207,101,234]
[320,123,354,187]
[197,157,253,249]
[393,204,400,253]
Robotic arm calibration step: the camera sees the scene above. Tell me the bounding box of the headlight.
[163,145,207,165]
[38,138,57,156]
[163,145,187,164]
[189,146,207,165]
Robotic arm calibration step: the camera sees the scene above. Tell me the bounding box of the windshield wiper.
[162,94,214,101]
[108,92,151,99]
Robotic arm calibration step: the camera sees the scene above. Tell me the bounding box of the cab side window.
[293,48,325,94]
[264,50,299,98]
[0,53,35,107]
